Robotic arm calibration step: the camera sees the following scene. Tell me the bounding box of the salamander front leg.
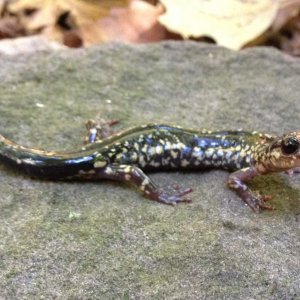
[97,164,193,205]
[285,167,300,176]
[227,167,273,212]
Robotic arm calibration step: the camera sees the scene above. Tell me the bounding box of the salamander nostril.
[281,137,300,155]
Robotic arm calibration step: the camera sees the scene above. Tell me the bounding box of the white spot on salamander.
[94,161,107,168]
[181,159,190,167]
[21,158,36,165]
[205,149,214,158]
[105,167,114,175]
[125,174,131,181]
[171,150,178,159]
[139,156,146,167]
[156,145,163,155]
[142,178,150,186]
[150,161,161,167]
[78,169,96,175]
[217,149,224,157]
[124,166,132,173]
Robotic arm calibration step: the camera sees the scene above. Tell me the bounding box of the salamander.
[0,120,299,212]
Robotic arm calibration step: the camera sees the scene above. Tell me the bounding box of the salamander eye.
[281,137,300,155]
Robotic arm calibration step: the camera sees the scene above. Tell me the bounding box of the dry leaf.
[159,0,279,50]
[272,0,300,31]
[81,0,166,45]
[0,0,5,15]
[271,8,300,56]
[0,1,25,39]
[7,0,128,45]
[264,0,300,56]
[0,17,25,39]
[8,0,112,31]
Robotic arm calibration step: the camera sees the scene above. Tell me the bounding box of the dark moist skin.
[0,119,299,212]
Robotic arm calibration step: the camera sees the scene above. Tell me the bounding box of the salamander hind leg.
[85,116,119,143]
[227,167,273,213]
[97,164,193,205]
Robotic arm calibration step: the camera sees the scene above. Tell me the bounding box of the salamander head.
[259,131,300,172]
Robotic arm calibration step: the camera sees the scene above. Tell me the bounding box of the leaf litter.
[0,0,300,56]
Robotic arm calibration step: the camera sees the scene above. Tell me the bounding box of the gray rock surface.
[0,41,299,299]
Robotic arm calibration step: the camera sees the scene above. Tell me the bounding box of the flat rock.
[0,41,299,299]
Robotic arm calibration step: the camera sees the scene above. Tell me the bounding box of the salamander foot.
[241,193,273,213]
[85,116,119,143]
[148,186,193,205]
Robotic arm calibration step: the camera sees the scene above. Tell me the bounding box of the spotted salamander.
[0,121,299,212]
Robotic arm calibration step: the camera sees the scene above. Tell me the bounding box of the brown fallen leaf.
[158,0,279,50]
[0,1,26,39]
[270,10,300,56]
[0,0,4,15]
[7,0,129,46]
[8,0,112,31]
[0,16,25,39]
[81,0,167,45]
[272,0,300,32]
[263,0,300,56]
